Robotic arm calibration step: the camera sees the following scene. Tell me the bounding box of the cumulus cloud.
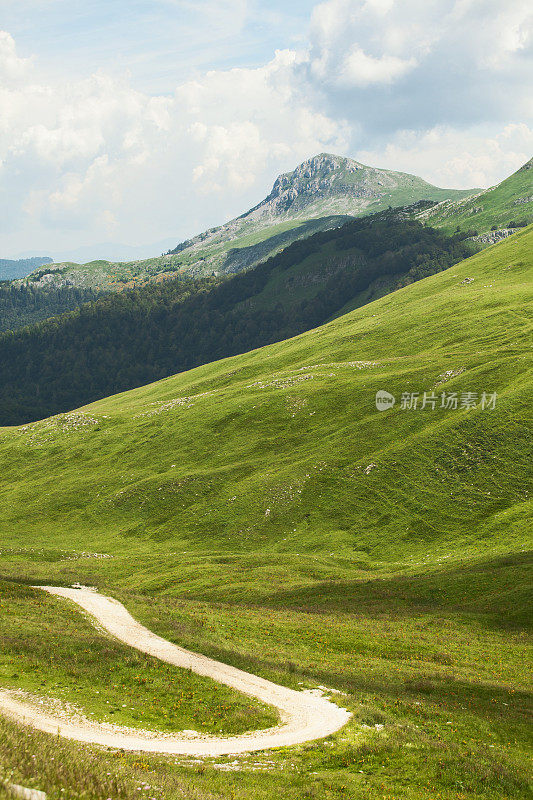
[182,50,348,194]
[357,123,533,189]
[305,0,533,132]
[339,49,416,87]
[0,30,33,83]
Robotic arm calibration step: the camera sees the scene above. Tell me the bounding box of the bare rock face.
[470,229,518,245]
[244,153,394,221]
[169,152,469,259]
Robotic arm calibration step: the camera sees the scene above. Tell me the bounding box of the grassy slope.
[238,229,466,318]
[1,227,531,578]
[238,238,359,311]
[0,257,52,282]
[0,228,532,800]
[0,580,276,735]
[420,159,533,235]
[0,220,476,426]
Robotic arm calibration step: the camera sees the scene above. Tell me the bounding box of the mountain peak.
[243,152,468,224]
[274,152,367,186]
[167,153,477,275]
[242,153,378,222]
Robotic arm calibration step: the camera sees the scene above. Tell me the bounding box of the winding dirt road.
[0,586,350,756]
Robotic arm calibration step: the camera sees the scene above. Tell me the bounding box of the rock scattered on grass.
[4,782,47,800]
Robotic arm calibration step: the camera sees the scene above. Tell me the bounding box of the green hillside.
[0,228,531,800]
[18,216,349,292]
[418,157,532,238]
[2,225,531,583]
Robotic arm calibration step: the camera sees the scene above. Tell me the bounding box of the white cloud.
[305,0,533,131]
[357,123,533,188]
[308,0,436,87]
[340,49,416,87]
[182,50,348,195]
[309,0,533,74]
[0,30,33,83]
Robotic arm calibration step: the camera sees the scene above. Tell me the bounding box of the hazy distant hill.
[0,256,53,281]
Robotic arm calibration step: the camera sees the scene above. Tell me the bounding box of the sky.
[1,0,532,260]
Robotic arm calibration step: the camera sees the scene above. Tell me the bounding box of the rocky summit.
[164,153,475,276]
[242,153,471,222]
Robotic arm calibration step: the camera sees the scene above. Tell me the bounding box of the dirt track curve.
[0,586,351,756]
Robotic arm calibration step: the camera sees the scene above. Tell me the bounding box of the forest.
[0,283,101,332]
[0,216,476,424]
[0,256,53,281]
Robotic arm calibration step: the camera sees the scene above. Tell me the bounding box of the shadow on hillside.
[146,628,532,728]
[220,215,350,274]
[261,551,533,630]
[310,668,532,724]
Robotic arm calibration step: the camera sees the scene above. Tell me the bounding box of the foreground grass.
[0,581,276,736]
[0,567,531,800]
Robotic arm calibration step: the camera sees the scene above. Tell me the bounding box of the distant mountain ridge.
[18,153,478,292]
[14,238,179,266]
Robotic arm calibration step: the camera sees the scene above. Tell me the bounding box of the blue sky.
[1,0,532,260]
[3,0,317,91]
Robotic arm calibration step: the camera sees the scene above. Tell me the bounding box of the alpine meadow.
[0,3,532,800]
